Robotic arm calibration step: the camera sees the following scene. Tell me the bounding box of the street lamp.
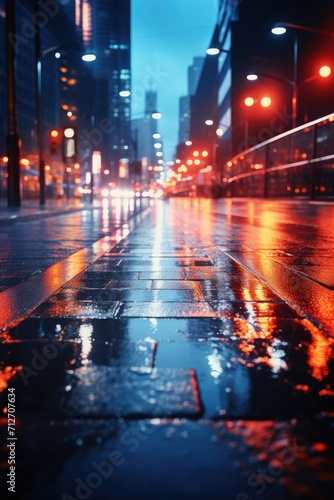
[206,24,230,55]
[271,22,334,129]
[246,72,294,87]
[82,52,96,62]
[130,109,162,166]
[151,111,162,120]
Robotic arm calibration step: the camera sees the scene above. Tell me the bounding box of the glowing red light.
[319,65,331,78]
[244,97,255,107]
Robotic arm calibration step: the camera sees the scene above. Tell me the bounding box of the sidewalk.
[0,197,95,225]
[1,197,334,500]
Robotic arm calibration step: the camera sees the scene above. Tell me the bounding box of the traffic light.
[49,129,59,154]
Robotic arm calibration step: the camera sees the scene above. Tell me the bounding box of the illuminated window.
[82,0,92,46]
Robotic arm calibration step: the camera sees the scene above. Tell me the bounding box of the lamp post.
[89,100,95,205]
[206,24,230,55]
[204,119,219,196]
[34,0,45,205]
[271,22,334,129]
[6,0,21,207]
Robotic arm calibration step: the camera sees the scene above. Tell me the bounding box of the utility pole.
[6,0,21,207]
[35,0,45,205]
[89,100,95,204]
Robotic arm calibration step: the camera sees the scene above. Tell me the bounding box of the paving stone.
[209,301,302,318]
[0,338,156,373]
[151,279,203,291]
[106,279,152,289]
[139,270,187,279]
[3,318,126,341]
[119,301,217,317]
[30,300,122,318]
[71,289,197,302]
[0,340,80,369]
[64,366,202,418]
[62,275,118,289]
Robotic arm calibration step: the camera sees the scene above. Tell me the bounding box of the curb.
[0,205,97,226]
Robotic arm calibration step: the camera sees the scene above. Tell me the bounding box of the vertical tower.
[178,57,205,148]
[91,0,131,178]
[215,0,238,160]
[188,57,204,96]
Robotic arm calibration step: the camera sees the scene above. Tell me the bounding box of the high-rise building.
[178,96,190,146]
[177,57,205,149]
[188,57,204,96]
[186,0,334,197]
[0,0,92,197]
[90,0,131,179]
[131,91,160,186]
[1,0,132,198]
[0,0,62,157]
[213,0,334,160]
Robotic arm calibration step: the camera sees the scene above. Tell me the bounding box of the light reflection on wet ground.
[0,198,334,499]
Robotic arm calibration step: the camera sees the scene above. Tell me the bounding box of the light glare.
[319,65,331,78]
[261,96,271,107]
[244,97,255,107]
[82,53,96,62]
[272,27,286,35]
[64,127,75,138]
[247,74,258,81]
[206,48,220,55]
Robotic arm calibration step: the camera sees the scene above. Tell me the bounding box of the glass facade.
[0,0,96,199]
[91,0,131,176]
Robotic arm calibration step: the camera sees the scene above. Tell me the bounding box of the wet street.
[1,197,334,499]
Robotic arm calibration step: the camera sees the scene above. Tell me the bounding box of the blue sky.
[131,0,217,161]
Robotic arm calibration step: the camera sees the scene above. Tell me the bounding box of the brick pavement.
[1,197,334,500]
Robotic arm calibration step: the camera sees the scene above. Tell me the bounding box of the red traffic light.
[260,96,271,108]
[49,129,59,154]
[319,65,331,78]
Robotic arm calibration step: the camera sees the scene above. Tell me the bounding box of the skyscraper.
[91,0,131,178]
[214,0,334,160]
[61,0,131,180]
[131,90,159,186]
[178,57,205,147]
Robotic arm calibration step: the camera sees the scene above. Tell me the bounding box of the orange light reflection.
[0,366,22,393]
[300,318,334,382]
